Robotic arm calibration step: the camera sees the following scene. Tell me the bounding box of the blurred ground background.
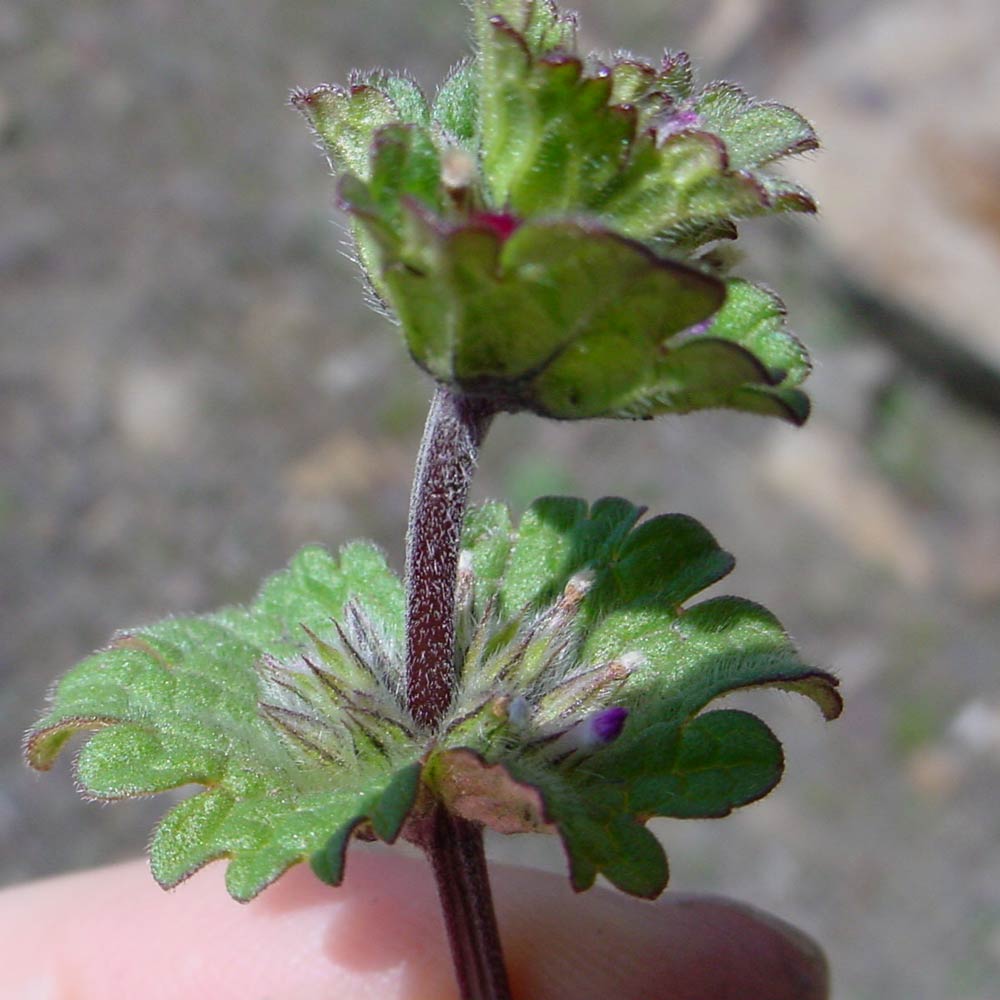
[2,1,999,997]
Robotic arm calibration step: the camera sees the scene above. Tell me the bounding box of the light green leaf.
[291,71,430,180]
[26,545,421,902]
[476,18,634,213]
[339,123,444,303]
[501,496,609,613]
[583,593,842,723]
[595,131,769,241]
[354,70,430,128]
[293,85,398,179]
[701,279,810,385]
[461,501,514,615]
[433,59,479,146]
[472,0,577,61]
[696,83,817,170]
[609,58,659,105]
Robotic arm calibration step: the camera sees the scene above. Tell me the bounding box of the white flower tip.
[561,571,595,607]
[442,148,477,190]
[615,651,647,674]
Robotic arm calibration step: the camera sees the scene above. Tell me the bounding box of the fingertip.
[490,871,829,1000]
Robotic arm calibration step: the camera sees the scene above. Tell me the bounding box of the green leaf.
[584,512,736,616]
[365,125,443,219]
[152,766,418,901]
[346,160,810,422]
[583,593,842,723]
[461,501,514,615]
[595,131,770,241]
[758,174,818,215]
[701,279,810,385]
[472,0,577,62]
[433,58,479,146]
[444,497,841,897]
[295,0,819,428]
[696,83,818,170]
[292,85,398,179]
[26,545,422,902]
[291,71,430,179]
[598,710,785,818]
[354,70,430,128]
[551,798,669,898]
[369,760,423,841]
[490,496,840,724]
[471,15,798,244]
[492,496,735,622]
[77,725,226,798]
[434,711,780,898]
[606,52,694,134]
[338,123,444,305]
[476,19,634,214]
[609,58,659,105]
[343,202,729,417]
[516,711,781,894]
[613,278,812,424]
[659,51,695,103]
[501,496,626,613]
[309,761,423,887]
[30,492,840,906]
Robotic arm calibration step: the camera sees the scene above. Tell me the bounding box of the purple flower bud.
[590,706,628,744]
[548,705,629,761]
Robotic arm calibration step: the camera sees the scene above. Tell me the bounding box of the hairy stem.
[405,385,494,730]
[404,384,509,999]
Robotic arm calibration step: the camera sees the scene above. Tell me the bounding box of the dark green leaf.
[615,279,812,424]
[444,498,839,899]
[601,710,785,818]
[345,206,728,416]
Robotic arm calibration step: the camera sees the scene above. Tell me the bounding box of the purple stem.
[404,384,510,999]
[425,806,513,1000]
[405,385,494,730]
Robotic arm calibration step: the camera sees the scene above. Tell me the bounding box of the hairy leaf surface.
[26,546,421,902]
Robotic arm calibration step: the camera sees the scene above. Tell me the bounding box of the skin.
[0,851,828,1000]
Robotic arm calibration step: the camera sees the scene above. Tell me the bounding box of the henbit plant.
[24,2,840,997]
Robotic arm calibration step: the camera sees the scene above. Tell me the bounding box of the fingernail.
[741,904,830,999]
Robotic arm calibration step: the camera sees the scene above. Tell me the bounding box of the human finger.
[0,851,827,999]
